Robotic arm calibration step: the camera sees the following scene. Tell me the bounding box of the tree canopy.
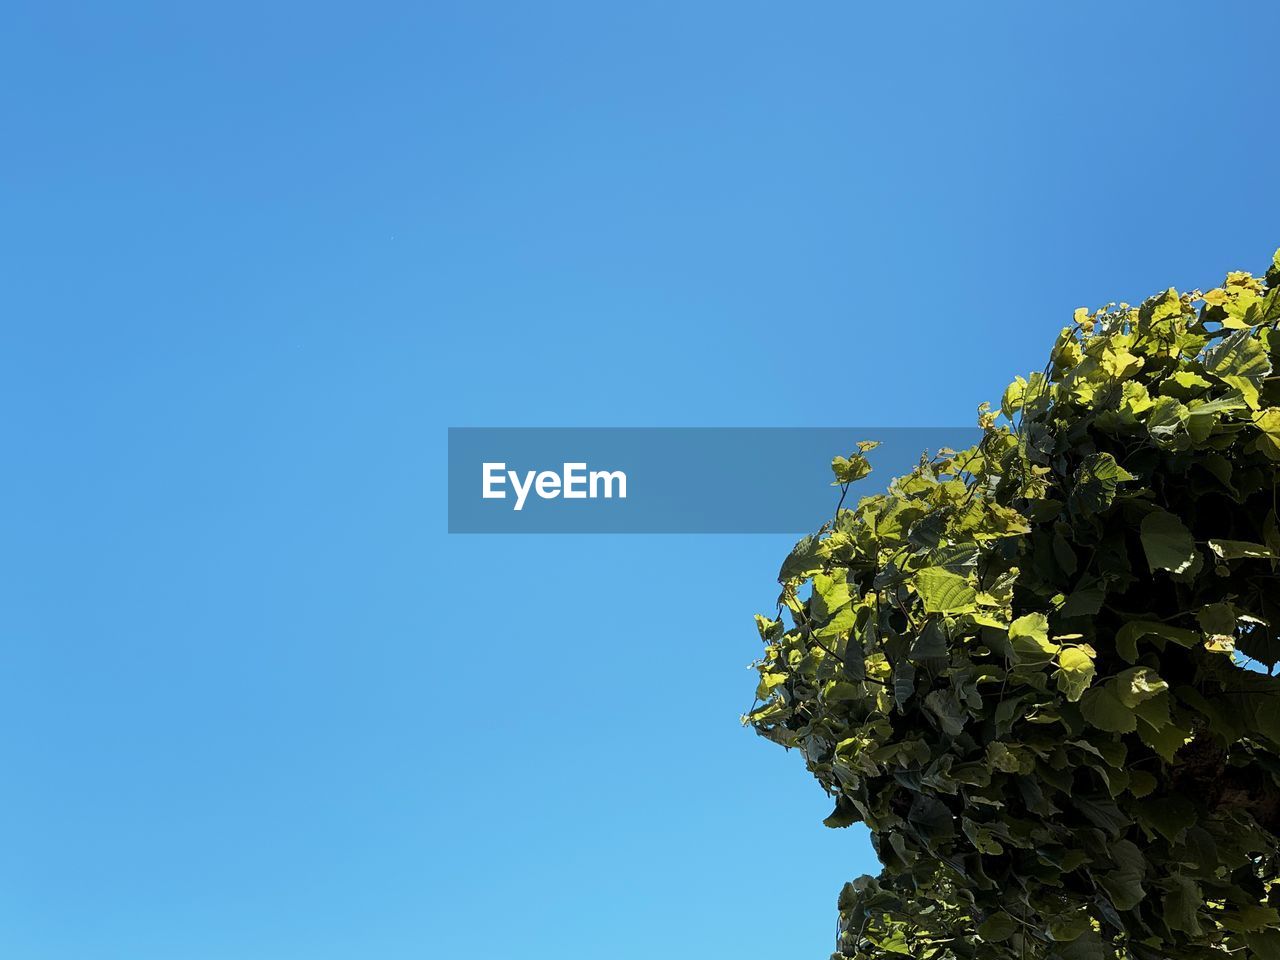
[747,252,1280,959]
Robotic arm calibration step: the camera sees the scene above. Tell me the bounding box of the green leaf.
[908,617,948,659]
[1047,909,1092,942]
[831,453,872,484]
[907,794,957,840]
[842,639,867,682]
[1256,408,1280,460]
[893,659,916,709]
[1138,794,1196,843]
[923,689,967,736]
[1147,395,1187,440]
[1223,905,1280,934]
[977,911,1016,943]
[1060,580,1106,618]
[811,571,852,621]
[1205,328,1271,385]
[1115,666,1168,707]
[1069,453,1134,515]
[1208,539,1273,560]
[1055,930,1107,960]
[1073,793,1128,836]
[1081,684,1136,733]
[822,796,859,828]
[1054,646,1096,702]
[754,613,783,642]
[1128,769,1157,798]
[1140,508,1198,574]
[778,533,823,583]
[1009,612,1058,662]
[1163,875,1204,936]
[1138,715,1192,761]
[1247,930,1280,960]
[1098,839,1146,911]
[1197,602,1236,636]
[914,567,977,614]
[1114,619,1199,662]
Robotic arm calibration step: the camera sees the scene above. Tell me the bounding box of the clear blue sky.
[1,3,1277,958]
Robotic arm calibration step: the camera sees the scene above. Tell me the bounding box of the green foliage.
[746,253,1280,959]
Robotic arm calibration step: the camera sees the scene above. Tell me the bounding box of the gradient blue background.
[2,3,1277,958]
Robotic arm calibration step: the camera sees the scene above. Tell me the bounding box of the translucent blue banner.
[448,427,980,533]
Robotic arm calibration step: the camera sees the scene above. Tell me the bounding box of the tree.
[747,252,1280,959]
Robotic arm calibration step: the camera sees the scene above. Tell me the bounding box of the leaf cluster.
[747,252,1280,959]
